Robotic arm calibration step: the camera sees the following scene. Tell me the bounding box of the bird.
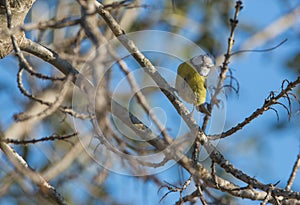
[175,54,214,115]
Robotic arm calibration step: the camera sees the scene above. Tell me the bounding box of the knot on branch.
[0,0,35,58]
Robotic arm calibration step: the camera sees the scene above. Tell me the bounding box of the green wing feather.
[176,62,206,106]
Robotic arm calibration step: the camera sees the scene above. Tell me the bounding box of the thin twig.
[0,141,68,205]
[231,38,288,56]
[285,154,300,191]
[196,183,208,205]
[9,27,85,120]
[1,133,77,145]
[202,0,243,131]
[15,68,72,121]
[239,5,300,52]
[202,137,300,200]
[159,176,192,203]
[261,186,273,205]
[208,76,300,140]
[0,17,81,40]
[3,1,67,204]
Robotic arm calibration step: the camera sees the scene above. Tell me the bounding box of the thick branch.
[0,0,35,58]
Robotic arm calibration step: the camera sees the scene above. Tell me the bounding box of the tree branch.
[208,76,300,140]
[0,142,67,205]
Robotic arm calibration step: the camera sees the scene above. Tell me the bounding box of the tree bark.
[0,0,35,58]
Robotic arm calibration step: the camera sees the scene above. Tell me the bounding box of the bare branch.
[0,141,67,205]
[15,68,72,121]
[231,38,288,56]
[94,2,300,203]
[1,132,77,145]
[202,0,243,131]
[109,49,173,144]
[95,1,203,143]
[286,154,300,191]
[209,76,300,140]
[203,139,300,201]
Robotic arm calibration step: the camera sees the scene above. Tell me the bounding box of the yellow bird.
[175,55,214,115]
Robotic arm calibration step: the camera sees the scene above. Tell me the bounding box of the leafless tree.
[0,1,299,204]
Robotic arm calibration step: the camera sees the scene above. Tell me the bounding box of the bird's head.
[190,54,214,77]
